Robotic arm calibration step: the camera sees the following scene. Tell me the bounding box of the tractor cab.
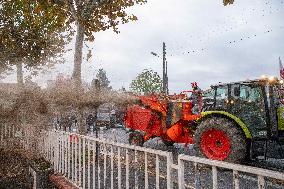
[196,77,284,161]
[203,77,284,141]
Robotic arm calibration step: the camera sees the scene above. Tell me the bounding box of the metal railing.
[42,130,173,189]
[177,155,284,189]
[0,123,30,150]
[40,130,284,189]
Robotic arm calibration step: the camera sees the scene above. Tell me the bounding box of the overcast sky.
[3,0,284,93]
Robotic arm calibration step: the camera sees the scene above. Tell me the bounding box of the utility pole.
[162,42,169,95]
[151,42,169,95]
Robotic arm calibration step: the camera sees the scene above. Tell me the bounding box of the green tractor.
[194,76,284,163]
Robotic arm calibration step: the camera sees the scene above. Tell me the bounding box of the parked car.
[96,103,116,128]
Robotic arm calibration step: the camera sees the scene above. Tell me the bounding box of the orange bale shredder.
[124,91,202,146]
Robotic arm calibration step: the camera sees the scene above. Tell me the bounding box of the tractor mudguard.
[200,111,252,139]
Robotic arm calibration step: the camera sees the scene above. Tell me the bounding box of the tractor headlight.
[269,76,275,82]
[260,75,268,79]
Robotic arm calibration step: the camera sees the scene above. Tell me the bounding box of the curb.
[49,174,79,189]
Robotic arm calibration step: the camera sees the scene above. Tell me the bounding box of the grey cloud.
[5,0,282,93]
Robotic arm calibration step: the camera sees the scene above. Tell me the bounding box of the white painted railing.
[2,124,283,189]
[0,123,15,145]
[42,130,173,189]
[40,130,284,189]
[177,155,284,189]
[1,125,284,189]
[0,123,28,149]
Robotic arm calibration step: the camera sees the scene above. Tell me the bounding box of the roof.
[210,78,281,88]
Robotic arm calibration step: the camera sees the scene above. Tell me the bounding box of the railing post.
[83,137,86,189]
[112,129,117,142]
[48,132,50,162]
[194,162,201,189]
[135,149,138,189]
[118,147,122,189]
[166,153,173,189]
[212,166,218,189]
[59,133,62,174]
[71,134,74,182]
[92,141,96,189]
[75,134,78,184]
[65,133,68,176]
[167,153,173,189]
[56,132,59,173]
[57,132,60,172]
[156,154,160,189]
[0,124,2,146]
[79,137,82,186]
[61,133,64,174]
[67,133,70,178]
[110,145,114,189]
[97,142,101,189]
[87,139,91,189]
[103,143,107,188]
[233,170,239,189]
[258,175,265,189]
[53,132,57,172]
[145,152,148,189]
[126,149,129,189]
[178,156,185,189]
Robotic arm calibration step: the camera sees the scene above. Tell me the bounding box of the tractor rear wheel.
[194,117,247,163]
[129,132,144,146]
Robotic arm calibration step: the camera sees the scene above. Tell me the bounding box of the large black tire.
[194,117,247,163]
[129,132,144,146]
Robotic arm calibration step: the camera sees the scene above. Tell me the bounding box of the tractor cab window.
[202,88,215,110]
[203,88,215,100]
[215,86,228,108]
[239,85,262,103]
[237,85,266,118]
[229,84,267,130]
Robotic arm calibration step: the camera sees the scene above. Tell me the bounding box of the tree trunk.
[16,63,23,86]
[77,107,86,134]
[72,23,86,134]
[72,23,84,88]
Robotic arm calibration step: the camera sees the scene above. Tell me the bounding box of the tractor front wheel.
[129,132,144,146]
[194,118,247,163]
